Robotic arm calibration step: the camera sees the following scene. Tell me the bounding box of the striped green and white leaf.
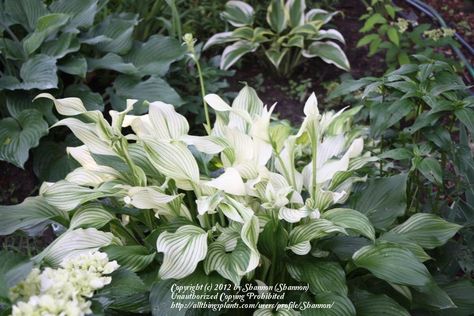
[124,186,178,210]
[267,0,287,34]
[288,219,347,255]
[301,292,355,316]
[379,232,431,262]
[220,40,259,70]
[0,109,48,168]
[322,208,375,241]
[302,41,350,71]
[286,0,306,27]
[34,228,119,266]
[148,101,189,140]
[103,245,155,272]
[352,242,432,287]
[203,32,235,50]
[156,225,208,279]
[255,308,300,316]
[221,1,254,27]
[69,203,115,229]
[35,93,87,116]
[352,290,410,316]
[390,213,461,249]
[0,196,68,235]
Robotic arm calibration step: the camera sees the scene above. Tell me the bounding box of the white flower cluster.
[10,252,119,316]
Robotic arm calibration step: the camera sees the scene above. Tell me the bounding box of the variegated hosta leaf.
[69,203,115,229]
[0,196,68,235]
[286,0,306,27]
[266,0,287,34]
[66,167,116,186]
[144,139,200,186]
[288,219,347,255]
[124,186,178,209]
[279,206,317,223]
[321,208,375,241]
[315,29,346,44]
[254,308,300,316]
[203,32,234,50]
[67,145,120,177]
[103,245,156,272]
[148,101,189,140]
[302,41,350,71]
[156,225,208,279]
[221,0,254,27]
[33,228,120,266]
[220,40,259,70]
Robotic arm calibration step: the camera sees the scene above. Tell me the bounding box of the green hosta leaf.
[352,289,410,316]
[303,41,350,71]
[322,208,375,241]
[351,174,408,230]
[221,0,254,27]
[0,109,49,168]
[379,232,431,262]
[379,148,413,160]
[319,236,371,261]
[220,40,259,70]
[70,203,115,229]
[286,0,306,27]
[0,196,67,235]
[23,13,70,55]
[34,228,119,266]
[440,280,474,315]
[58,55,87,78]
[288,219,347,255]
[32,139,79,182]
[3,0,48,31]
[455,107,474,134]
[390,213,461,249]
[103,245,155,272]
[387,27,399,46]
[156,225,208,279]
[50,0,99,30]
[417,157,443,185]
[412,281,456,310]
[352,242,432,287]
[87,53,138,74]
[301,292,356,316]
[288,259,347,295]
[267,0,287,33]
[1,54,58,90]
[41,32,80,58]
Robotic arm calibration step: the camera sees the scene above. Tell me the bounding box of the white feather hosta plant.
[0,86,463,315]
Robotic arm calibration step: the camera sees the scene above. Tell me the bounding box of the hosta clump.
[9,251,119,316]
[204,0,350,75]
[0,86,464,315]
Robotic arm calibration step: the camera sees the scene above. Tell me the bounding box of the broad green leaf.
[379,148,413,160]
[58,55,87,78]
[23,13,70,55]
[379,232,431,262]
[103,245,155,272]
[440,280,474,315]
[351,174,408,230]
[288,219,347,255]
[50,0,99,30]
[357,34,379,47]
[360,13,386,32]
[34,228,119,266]
[0,251,33,300]
[286,0,306,27]
[352,242,432,287]
[412,281,456,310]
[221,0,254,27]
[301,292,356,316]
[87,53,137,74]
[455,107,474,134]
[0,196,67,235]
[32,139,79,182]
[88,13,138,54]
[4,0,48,31]
[288,259,347,295]
[156,225,208,279]
[390,213,461,249]
[352,289,410,316]
[387,27,399,46]
[70,203,115,229]
[303,41,350,71]
[1,54,58,90]
[41,32,80,58]
[267,0,287,33]
[417,157,443,185]
[220,40,259,70]
[0,109,48,168]
[319,236,371,261]
[322,208,375,241]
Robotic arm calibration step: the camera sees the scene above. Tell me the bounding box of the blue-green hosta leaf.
[124,35,185,76]
[220,40,259,70]
[221,1,254,27]
[288,219,347,255]
[390,213,462,249]
[3,0,48,31]
[322,208,375,241]
[34,228,119,266]
[41,32,80,58]
[267,0,287,33]
[103,245,155,272]
[58,55,87,78]
[23,13,70,55]
[287,259,348,295]
[0,109,48,168]
[69,203,115,229]
[50,0,99,30]
[1,55,58,90]
[352,242,432,287]
[87,53,138,74]
[156,225,208,279]
[286,0,306,27]
[379,232,431,262]
[351,174,408,230]
[303,41,350,71]
[0,196,68,235]
[301,292,356,316]
[352,290,410,316]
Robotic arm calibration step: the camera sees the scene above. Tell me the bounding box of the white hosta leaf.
[144,139,200,185]
[35,93,87,116]
[220,40,258,70]
[41,180,109,211]
[66,167,115,186]
[204,93,253,124]
[230,85,264,132]
[221,1,254,27]
[53,118,114,155]
[207,167,246,196]
[303,41,350,71]
[181,135,226,154]
[0,196,68,235]
[317,134,346,167]
[34,228,119,266]
[279,206,313,223]
[156,225,208,279]
[125,186,178,209]
[196,191,225,215]
[149,101,189,140]
[304,92,319,116]
[70,203,116,230]
[288,219,347,255]
[66,145,120,177]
